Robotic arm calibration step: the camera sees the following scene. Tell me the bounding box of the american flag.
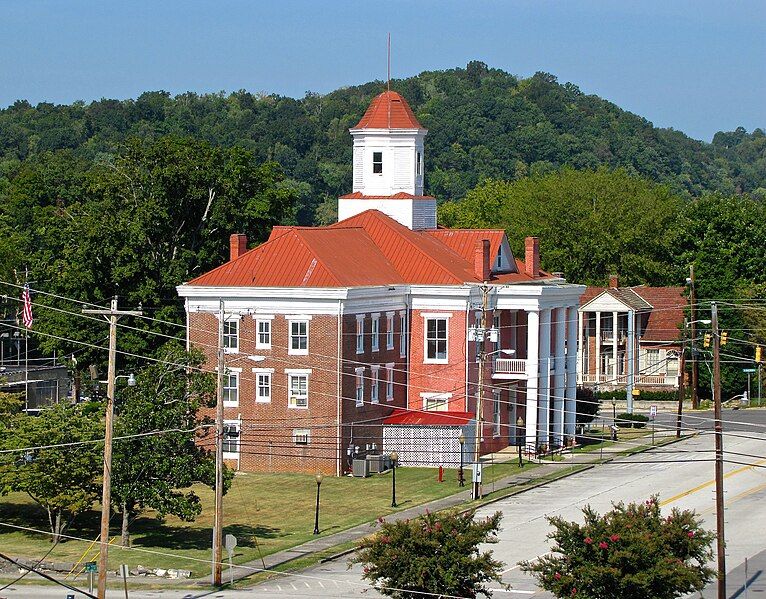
[21,284,33,329]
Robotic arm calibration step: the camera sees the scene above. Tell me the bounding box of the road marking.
[660,458,766,507]
[318,580,325,589]
[493,589,535,595]
[501,552,551,574]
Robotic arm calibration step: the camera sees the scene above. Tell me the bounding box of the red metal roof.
[353,91,423,130]
[184,210,550,288]
[427,229,506,268]
[383,409,474,426]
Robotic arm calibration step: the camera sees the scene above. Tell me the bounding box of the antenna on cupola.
[387,32,391,129]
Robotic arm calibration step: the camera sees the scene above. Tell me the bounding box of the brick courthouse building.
[178,91,584,475]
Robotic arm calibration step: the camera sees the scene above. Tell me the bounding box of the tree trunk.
[120,501,131,547]
[53,511,62,544]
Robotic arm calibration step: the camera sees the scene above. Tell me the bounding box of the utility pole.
[472,285,489,501]
[626,310,635,414]
[712,302,726,599]
[676,328,686,439]
[213,299,225,586]
[690,265,700,409]
[83,298,142,599]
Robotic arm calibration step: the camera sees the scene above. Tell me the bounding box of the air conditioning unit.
[352,458,370,478]
[366,455,385,473]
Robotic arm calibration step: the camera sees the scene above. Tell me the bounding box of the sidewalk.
[698,548,766,598]
[222,428,683,585]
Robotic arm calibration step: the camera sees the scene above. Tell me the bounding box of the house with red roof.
[577,275,687,391]
[177,90,584,474]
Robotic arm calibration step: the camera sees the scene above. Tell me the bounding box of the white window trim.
[355,367,365,407]
[255,317,273,350]
[385,363,394,401]
[356,315,365,355]
[386,313,395,350]
[492,390,501,438]
[420,312,454,319]
[220,314,241,354]
[420,392,452,411]
[292,428,311,445]
[255,371,272,403]
[399,312,407,358]
[285,368,313,375]
[222,370,240,408]
[288,319,309,356]
[223,419,240,459]
[424,316,449,364]
[288,373,309,409]
[371,365,380,404]
[371,316,380,352]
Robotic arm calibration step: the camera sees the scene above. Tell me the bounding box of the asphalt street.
[6,409,766,599]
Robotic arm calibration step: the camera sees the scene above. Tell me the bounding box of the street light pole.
[313,473,323,535]
[516,417,524,467]
[213,299,225,587]
[82,298,142,599]
[458,434,465,487]
[390,451,398,507]
[712,302,726,599]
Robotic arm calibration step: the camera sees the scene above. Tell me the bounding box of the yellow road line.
[660,458,766,507]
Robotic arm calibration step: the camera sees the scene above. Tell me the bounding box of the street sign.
[225,533,237,554]
[743,368,757,373]
[84,561,97,573]
[650,405,657,419]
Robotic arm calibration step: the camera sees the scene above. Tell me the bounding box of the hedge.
[615,413,650,428]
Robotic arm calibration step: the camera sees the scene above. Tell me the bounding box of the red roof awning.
[383,409,474,426]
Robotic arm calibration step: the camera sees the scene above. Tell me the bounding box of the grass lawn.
[0,461,533,579]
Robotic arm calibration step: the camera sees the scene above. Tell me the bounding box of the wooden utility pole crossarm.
[82,298,142,599]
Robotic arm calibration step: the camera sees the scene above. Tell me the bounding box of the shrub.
[520,496,715,599]
[616,413,650,428]
[352,509,505,598]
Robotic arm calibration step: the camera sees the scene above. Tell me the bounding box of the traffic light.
[756,346,763,363]
[703,333,711,348]
[720,331,728,345]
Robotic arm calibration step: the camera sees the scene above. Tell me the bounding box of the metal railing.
[493,358,527,375]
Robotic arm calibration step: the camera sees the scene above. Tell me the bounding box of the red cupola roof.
[353,90,423,130]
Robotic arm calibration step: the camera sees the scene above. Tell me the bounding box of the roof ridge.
[288,229,342,287]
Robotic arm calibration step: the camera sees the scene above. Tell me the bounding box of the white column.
[525,310,539,451]
[565,306,578,438]
[552,307,566,446]
[612,311,619,383]
[595,312,601,383]
[577,310,584,383]
[537,308,552,449]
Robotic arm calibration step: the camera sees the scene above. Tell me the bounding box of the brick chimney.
[525,237,540,278]
[229,234,248,261]
[609,274,619,288]
[474,239,491,281]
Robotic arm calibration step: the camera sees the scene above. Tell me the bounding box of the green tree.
[111,344,224,546]
[520,497,714,599]
[352,509,505,599]
[0,403,103,542]
[439,168,684,286]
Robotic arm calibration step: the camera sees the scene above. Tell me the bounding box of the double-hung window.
[385,363,394,401]
[372,151,383,174]
[256,317,273,349]
[288,319,309,355]
[424,316,448,363]
[254,369,273,403]
[356,316,365,354]
[223,371,239,407]
[399,313,407,357]
[371,366,380,403]
[386,314,394,349]
[371,315,380,352]
[222,422,240,456]
[288,372,309,408]
[355,367,365,407]
[223,316,239,353]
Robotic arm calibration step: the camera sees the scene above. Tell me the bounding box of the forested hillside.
[1,62,764,396]
[1,62,765,228]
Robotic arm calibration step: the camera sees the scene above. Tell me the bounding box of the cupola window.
[372,151,383,174]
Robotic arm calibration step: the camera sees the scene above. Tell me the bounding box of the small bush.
[616,412,650,428]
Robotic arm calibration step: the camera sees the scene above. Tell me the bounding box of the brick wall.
[188,310,341,475]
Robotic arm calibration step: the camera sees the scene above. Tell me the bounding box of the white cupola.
[337,91,436,230]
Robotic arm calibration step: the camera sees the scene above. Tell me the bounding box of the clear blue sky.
[1,0,764,142]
